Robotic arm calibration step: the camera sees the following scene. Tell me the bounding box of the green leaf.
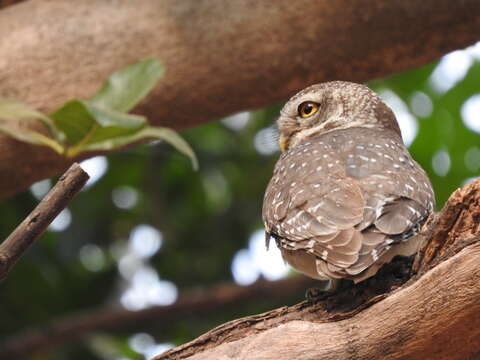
[0,98,62,140]
[50,100,96,144]
[82,126,198,170]
[0,123,64,154]
[89,58,164,112]
[51,100,146,146]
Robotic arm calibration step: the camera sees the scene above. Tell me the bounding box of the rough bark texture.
[154,179,480,360]
[1,0,480,198]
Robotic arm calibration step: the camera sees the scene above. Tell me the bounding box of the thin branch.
[1,0,480,198]
[0,275,316,359]
[0,163,89,280]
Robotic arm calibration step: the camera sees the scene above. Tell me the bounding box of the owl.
[262,81,434,283]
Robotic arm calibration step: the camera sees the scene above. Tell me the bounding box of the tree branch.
[0,0,25,9]
[1,0,480,198]
[0,163,89,280]
[154,179,480,360]
[0,276,316,359]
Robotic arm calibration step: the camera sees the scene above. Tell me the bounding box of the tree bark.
[0,0,24,9]
[154,179,480,360]
[1,0,480,198]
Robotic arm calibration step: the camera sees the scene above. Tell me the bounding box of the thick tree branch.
[1,0,480,198]
[155,179,480,360]
[0,163,88,280]
[0,276,316,359]
[0,0,24,9]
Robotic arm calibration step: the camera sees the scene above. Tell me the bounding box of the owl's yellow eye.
[298,101,319,118]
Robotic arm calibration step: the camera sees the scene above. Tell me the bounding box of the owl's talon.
[305,287,334,303]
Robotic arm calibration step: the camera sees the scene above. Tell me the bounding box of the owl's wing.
[263,176,366,270]
[342,135,434,276]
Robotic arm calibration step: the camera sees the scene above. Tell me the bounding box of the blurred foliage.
[0,49,479,360]
[0,58,196,167]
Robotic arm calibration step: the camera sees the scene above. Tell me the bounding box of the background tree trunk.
[1,0,480,198]
[154,179,480,360]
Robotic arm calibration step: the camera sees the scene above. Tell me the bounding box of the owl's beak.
[279,134,288,152]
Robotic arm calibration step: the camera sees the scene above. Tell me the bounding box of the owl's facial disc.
[277,90,337,151]
[279,100,321,151]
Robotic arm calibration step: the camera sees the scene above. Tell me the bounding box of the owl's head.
[277,81,401,151]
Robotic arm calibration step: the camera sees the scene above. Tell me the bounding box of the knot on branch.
[415,178,480,274]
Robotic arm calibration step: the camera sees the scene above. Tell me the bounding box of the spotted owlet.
[262,81,435,283]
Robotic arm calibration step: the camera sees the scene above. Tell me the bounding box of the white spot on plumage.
[274,200,284,213]
[407,206,421,216]
[310,201,325,212]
